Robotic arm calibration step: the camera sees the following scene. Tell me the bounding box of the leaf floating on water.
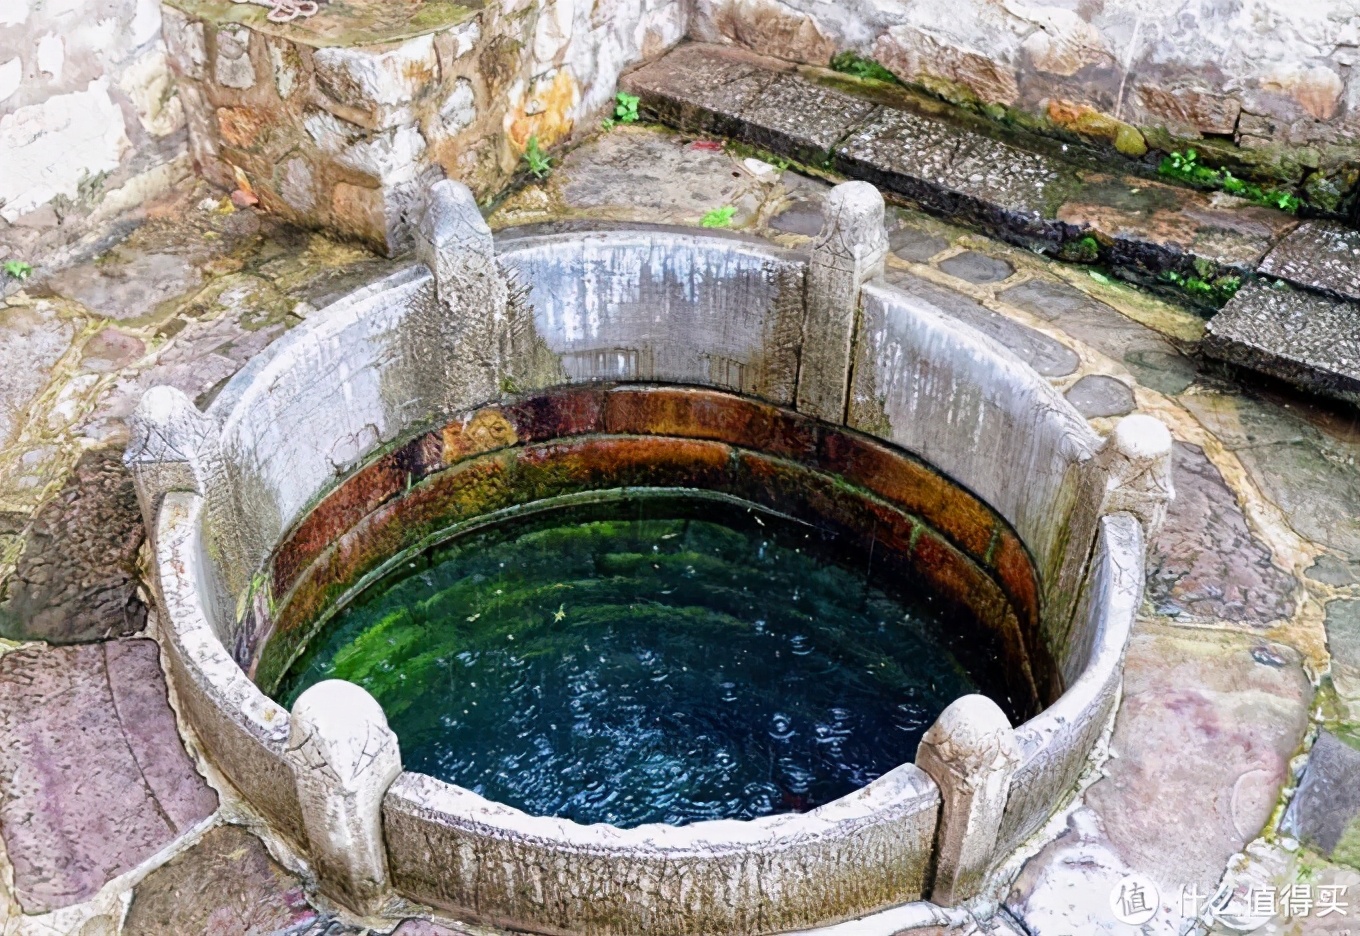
[553,603,567,622]
[466,613,481,622]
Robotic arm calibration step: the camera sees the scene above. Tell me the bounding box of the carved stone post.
[916,694,1020,906]
[1045,413,1174,658]
[124,385,219,546]
[412,179,510,409]
[1096,413,1174,540]
[796,181,888,423]
[286,680,402,914]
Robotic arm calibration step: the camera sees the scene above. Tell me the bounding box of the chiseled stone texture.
[0,639,218,913]
[122,825,320,935]
[1282,730,1360,867]
[0,446,149,643]
[1146,441,1296,626]
[1259,220,1360,303]
[1204,281,1360,405]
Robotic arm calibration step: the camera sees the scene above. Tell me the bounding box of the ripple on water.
[276,495,979,828]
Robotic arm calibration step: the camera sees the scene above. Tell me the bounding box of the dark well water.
[276,493,979,828]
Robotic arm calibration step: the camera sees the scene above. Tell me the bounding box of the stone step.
[620,43,1299,290]
[622,43,1360,407]
[1204,281,1360,405]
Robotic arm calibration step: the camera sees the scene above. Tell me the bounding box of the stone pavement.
[0,125,1356,933]
[621,42,1360,409]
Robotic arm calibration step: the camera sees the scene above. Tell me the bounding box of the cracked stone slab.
[1204,280,1360,405]
[1259,220,1360,302]
[736,71,879,164]
[1146,441,1297,625]
[0,639,218,913]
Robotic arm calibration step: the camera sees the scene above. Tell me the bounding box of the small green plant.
[521,136,552,179]
[1059,235,1100,264]
[2,260,32,281]
[829,51,900,86]
[700,205,737,228]
[614,92,639,123]
[1159,149,1303,213]
[1161,268,1241,306]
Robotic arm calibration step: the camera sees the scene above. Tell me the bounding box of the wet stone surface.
[1205,281,1360,405]
[551,129,770,228]
[1064,374,1135,418]
[1000,278,1200,395]
[1259,220,1360,303]
[889,226,949,262]
[1146,442,1297,625]
[0,639,218,913]
[886,270,1079,377]
[937,250,1015,284]
[1082,625,1311,906]
[769,200,825,236]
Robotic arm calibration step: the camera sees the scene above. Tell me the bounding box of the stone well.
[127,179,1170,934]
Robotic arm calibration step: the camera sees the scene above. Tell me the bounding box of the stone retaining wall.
[690,0,1360,207]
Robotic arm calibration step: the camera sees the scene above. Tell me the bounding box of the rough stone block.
[1284,730,1360,867]
[312,35,439,129]
[214,26,256,90]
[0,640,218,913]
[1204,280,1360,405]
[736,72,878,164]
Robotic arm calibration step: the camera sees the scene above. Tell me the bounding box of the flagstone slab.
[0,640,218,913]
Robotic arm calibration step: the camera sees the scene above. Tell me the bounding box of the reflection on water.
[276,494,977,828]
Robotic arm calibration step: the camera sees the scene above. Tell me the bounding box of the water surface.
[277,494,976,828]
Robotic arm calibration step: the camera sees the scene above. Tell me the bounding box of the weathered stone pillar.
[1096,413,1174,540]
[412,179,511,410]
[286,679,402,915]
[1045,413,1173,659]
[916,694,1020,906]
[796,181,889,423]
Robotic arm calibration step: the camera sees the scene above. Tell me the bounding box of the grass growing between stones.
[1159,150,1303,213]
[701,206,737,228]
[829,52,901,87]
[521,136,553,179]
